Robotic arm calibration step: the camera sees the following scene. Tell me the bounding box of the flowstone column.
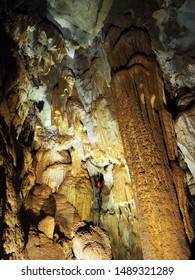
[109,27,192,259]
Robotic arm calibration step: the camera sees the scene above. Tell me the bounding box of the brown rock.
[110,31,190,259]
[72,222,112,260]
[25,230,65,260]
[38,216,55,239]
[59,173,92,221]
[61,240,74,260]
[53,193,81,239]
[107,27,152,69]
[24,184,53,216]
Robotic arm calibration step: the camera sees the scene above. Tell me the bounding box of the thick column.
[111,56,191,259]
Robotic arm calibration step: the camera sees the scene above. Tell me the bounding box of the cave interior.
[0,0,195,260]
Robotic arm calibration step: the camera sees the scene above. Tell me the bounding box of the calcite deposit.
[0,0,194,260]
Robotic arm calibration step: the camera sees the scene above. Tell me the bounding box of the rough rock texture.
[0,0,194,260]
[72,222,112,260]
[105,0,195,90]
[109,27,193,259]
[24,184,52,215]
[0,31,26,259]
[175,105,195,196]
[48,0,113,47]
[0,7,142,258]
[25,230,66,260]
[38,216,55,239]
[53,193,81,239]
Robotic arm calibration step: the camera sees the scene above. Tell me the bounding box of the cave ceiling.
[0,0,194,260]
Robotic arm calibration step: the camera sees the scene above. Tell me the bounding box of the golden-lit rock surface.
[53,193,81,239]
[103,164,143,259]
[58,170,92,221]
[24,184,53,217]
[25,230,66,260]
[0,1,194,260]
[110,27,193,259]
[171,162,194,243]
[38,216,55,239]
[72,222,112,260]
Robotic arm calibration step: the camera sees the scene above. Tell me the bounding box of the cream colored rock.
[58,172,92,221]
[38,216,55,239]
[60,240,74,260]
[72,222,112,260]
[40,163,70,192]
[98,164,143,259]
[36,149,71,182]
[175,105,195,195]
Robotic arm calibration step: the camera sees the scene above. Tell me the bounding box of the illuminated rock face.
[109,27,192,259]
[72,222,112,260]
[175,106,195,196]
[0,1,194,260]
[48,0,113,47]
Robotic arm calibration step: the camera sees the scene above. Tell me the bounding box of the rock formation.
[0,0,194,260]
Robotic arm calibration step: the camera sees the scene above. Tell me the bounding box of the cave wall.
[0,0,194,260]
[0,0,142,260]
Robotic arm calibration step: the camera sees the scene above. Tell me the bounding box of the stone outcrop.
[175,105,195,196]
[48,0,113,47]
[105,0,195,90]
[25,230,66,260]
[72,222,112,260]
[38,216,55,239]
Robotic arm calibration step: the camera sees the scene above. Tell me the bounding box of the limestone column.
[109,29,191,259]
